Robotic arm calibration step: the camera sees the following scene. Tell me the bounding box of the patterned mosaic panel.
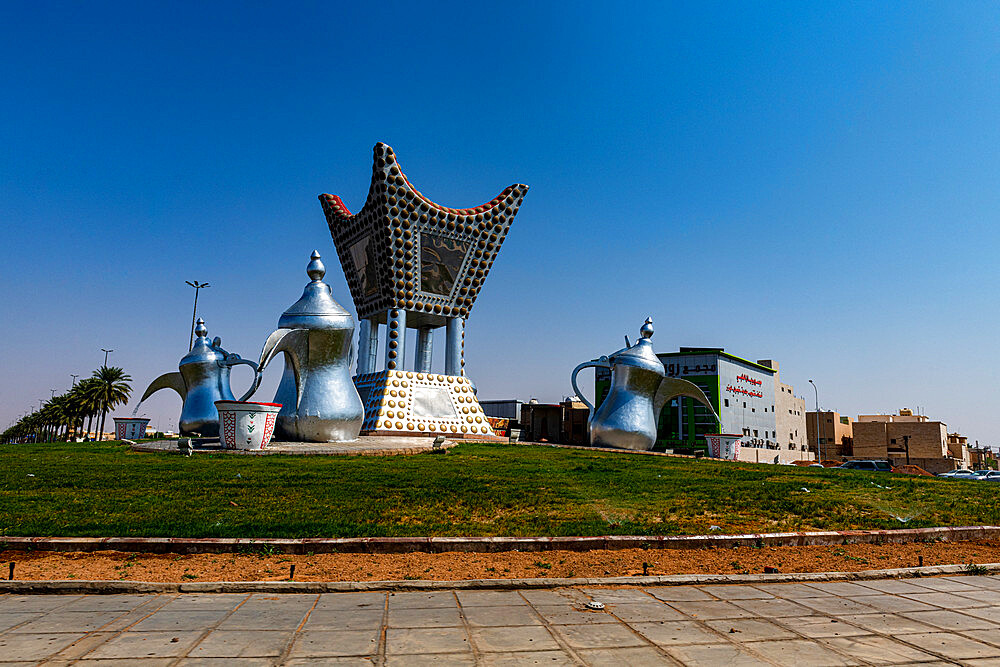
[319,142,528,324]
[355,370,497,437]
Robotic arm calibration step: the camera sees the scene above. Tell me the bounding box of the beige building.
[756,360,810,461]
[805,411,854,460]
[851,409,967,473]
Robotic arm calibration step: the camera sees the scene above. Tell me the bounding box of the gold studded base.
[355,370,499,439]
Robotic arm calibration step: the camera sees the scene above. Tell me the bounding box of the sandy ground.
[2,541,1000,582]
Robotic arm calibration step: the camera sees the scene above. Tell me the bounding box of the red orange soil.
[2,541,1000,582]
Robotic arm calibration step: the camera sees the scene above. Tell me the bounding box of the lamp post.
[902,434,911,466]
[186,281,210,350]
[809,379,820,464]
[101,348,113,367]
[70,374,79,387]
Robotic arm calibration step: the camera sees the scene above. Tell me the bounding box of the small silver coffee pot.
[572,318,720,451]
[248,251,364,442]
[139,319,259,437]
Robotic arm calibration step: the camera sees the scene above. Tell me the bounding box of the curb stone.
[1,525,999,554]
[0,563,998,595]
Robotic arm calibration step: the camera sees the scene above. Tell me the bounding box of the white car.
[938,469,979,478]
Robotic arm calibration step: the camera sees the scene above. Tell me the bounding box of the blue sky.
[2,2,999,443]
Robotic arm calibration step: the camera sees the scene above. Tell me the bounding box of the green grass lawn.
[1,440,998,538]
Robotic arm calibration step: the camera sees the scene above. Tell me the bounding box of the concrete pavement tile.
[303,608,384,629]
[899,632,1000,659]
[156,594,249,611]
[964,660,1000,667]
[0,595,81,611]
[667,599,755,619]
[773,616,868,638]
[384,627,470,655]
[855,579,942,595]
[128,609,231,631]
[944,575,1000,589]
[901,591,989,608]
[384,653,473,665]
[287,658,375,666]
[582,588,656,604]
[533,605,618,625]
[73,659,174,666]
[287,629,380,657]
[795,595,880,616]
[387,606,463,628]
[553,622,648,649]
[805,581,882,597]
[175,659,272,666]
[837,612,939,634]
[842,594,939,613]
[387,592,457,609]
[704,618,797,641]
[313,592,385,611]
[59,595,156,612]
[902,609,999,631]
[955,606,1000,623]
[455,590,530,607]
[186,629,292,657]
[482,649,576,665]
[702,585,774,600]
[906,578,980,593]
[753,583,833,598]
[11,610,123,633]
[0,632,87,661]
[82,631,203,659]
[825,634,940,664]
[957,629,1000,648]
[461,604,542,627]
[42,630,118,661]
[578,646,671,666]
[609,602,688,623]
[644,586,714,601]
[217,605,311,629]
[730,597,814,618]
[745,639,860,665]
[0,612,44,631]
[663,642,772,666]
[471,625,560,652]
[958,590,1000,605]
[629,620,723,646]
[519,589,585,606]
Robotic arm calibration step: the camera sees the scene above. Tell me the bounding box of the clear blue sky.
[3,2,999,443]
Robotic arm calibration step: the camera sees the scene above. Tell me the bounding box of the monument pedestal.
[355,370,503,440]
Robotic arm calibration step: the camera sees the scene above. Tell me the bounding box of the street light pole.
[70,374,79,387]
[101,348,113,367]
[809,379,820,464]
[186,281,210,350]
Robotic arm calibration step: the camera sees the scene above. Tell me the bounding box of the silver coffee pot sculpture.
[243,251,364,442]
[138,319,259,437]
[571,318,721,451]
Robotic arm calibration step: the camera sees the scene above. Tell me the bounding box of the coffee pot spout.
[652,377,721,425]
[140,372,187,403]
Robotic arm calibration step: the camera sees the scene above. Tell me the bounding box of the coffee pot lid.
[179,318,225,366]
[278,251,353,330]
[608,318,664,374]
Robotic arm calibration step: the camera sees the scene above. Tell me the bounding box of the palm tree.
[91,366,132,441]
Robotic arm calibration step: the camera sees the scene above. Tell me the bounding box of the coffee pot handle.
[221,354,263,402]
[571,358,609,412]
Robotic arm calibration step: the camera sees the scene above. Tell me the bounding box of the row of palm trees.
[0,367,133,444]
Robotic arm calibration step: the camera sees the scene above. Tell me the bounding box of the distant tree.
[91,366,132,441]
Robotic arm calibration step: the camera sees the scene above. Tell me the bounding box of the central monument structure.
[320,142,527,438]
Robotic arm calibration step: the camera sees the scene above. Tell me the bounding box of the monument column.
[415,327,433,373]
[445,317,464,376]
[385,309,406,372]
[357,318,379,375]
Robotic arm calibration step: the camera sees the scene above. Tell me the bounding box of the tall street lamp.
[101,348,113,366]
[186,281,210,350]
[70,374,79,387]
[809,379,820,463]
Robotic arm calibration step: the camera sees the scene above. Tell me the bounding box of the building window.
[752,408,755,413]
[743,402,746,408]
[890,438,896,444]
[753,429,758,437]
[724,399,729,407]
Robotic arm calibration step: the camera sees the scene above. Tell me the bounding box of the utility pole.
[186,281,210,350]
[809,379,820,464]
[902,434,911,465]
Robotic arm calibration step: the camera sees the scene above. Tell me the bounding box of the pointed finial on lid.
[640,317,654,340]
[195,318,208,340]
[307,250,326,282]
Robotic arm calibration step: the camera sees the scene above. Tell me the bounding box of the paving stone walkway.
[5,575,1000,664]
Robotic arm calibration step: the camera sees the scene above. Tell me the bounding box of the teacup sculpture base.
[354,370,505,441]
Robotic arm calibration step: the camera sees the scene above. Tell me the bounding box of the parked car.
[974,471,1000,482]
[937,469,979,478]
[837,460,892,472]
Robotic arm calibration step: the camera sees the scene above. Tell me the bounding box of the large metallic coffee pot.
[571,318,720,451]
[249,251,364,442]
[139,319,259,437]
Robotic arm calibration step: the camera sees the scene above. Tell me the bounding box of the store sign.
[736,373,762,387]
[725,384,763,398]
[665,363,716,377]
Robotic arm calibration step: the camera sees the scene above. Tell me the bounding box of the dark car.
[837,460,893,472]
